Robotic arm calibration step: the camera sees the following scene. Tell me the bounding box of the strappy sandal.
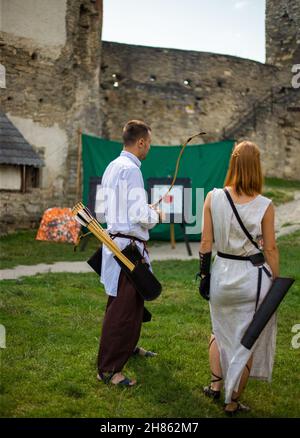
[203,372,223,400]
[224,364,251,415]
[97,372,136,387]
[133,346,157,357]
[203,336,222,400]
[224,398,251,416]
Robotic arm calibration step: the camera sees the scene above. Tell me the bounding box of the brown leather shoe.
[224,400,251,416]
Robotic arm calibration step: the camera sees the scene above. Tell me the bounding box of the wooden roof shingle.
[0,112,44,167]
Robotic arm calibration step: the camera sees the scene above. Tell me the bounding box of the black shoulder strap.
[223,188,260,251]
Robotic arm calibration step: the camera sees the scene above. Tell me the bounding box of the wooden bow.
[151,131,206,208]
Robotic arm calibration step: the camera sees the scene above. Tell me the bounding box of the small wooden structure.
[0,112,44,192]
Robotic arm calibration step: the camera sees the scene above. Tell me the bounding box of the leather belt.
[109,233,146,244]
[109,233,148,256]
[217,251,252,261]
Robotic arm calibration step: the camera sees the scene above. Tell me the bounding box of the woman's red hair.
[224,141,263,196]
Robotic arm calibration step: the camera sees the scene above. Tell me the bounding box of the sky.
[102,0,266,63]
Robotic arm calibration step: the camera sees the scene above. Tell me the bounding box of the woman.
[199,141,279,415]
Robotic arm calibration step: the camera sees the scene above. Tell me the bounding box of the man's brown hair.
[122,120,151,146]
[224,141,263,196]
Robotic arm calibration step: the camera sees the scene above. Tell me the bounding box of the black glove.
[196,252,212,301]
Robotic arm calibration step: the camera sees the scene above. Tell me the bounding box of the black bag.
[87,245,153,322]
[248,252,265,266]
[114,242,162,301]
[87,246,102,276]
[241,277,294,349]
[142,307,152,323]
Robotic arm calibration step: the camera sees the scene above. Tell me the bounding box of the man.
[97,120,162,386]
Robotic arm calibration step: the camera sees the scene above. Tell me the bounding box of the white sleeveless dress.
[209,188,277,403]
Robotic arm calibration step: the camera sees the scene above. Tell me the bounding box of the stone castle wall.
[100,42,278,145]
[0,188,63,234]
[228,88,300,179]
[0,0,103,233]
[266,0,300,68]
[99,41,299,179]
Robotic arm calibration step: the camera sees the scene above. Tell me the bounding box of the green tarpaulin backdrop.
[82,134,234,241]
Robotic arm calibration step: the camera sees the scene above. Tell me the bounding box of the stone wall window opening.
[0,164,40,193]
[21,165,40,193]
[281,1,291,19]
[112,73,122,80]
[79,3,89,21]
[26,166,40,191]
[183,79,192,87]
[112,73,122,87]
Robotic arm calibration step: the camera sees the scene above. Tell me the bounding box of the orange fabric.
[36,207,80,244]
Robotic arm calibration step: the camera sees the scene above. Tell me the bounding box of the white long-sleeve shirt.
[99,150,159,296]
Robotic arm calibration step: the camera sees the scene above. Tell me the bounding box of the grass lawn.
[263,177,300,206]
[0,229,100,270]
[0,232,299,418]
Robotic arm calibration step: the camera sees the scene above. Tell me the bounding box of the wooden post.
[170,223,176,249]
[21,165,26,193]
[76,128,82,201]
